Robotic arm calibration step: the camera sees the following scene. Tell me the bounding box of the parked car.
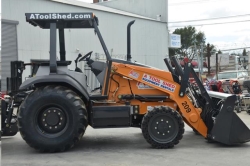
[208,70,249,94]
[216,70,248,83]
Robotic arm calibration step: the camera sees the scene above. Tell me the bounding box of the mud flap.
[210,95,250,145]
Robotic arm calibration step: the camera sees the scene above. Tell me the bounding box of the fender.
[19,74,89,101]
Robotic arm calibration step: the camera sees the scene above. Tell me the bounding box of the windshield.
[217,72,237,79]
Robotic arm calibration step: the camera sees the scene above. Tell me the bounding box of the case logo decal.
[129,70,139,79]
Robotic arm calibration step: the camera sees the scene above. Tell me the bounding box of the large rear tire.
[18,85,88,152]
[141,106,184,148]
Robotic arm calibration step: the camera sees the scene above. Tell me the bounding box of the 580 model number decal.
[142,74,176,92]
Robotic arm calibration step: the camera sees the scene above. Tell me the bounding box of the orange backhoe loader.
[2,13,250,152]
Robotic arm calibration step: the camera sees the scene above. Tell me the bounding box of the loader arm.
[166,56,250,144]
[111,62,208,137]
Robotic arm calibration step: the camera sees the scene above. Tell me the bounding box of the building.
[0,50,1,90]
[0,49,1,77]
[1,0,169,91]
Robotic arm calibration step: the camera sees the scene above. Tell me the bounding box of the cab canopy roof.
[25,13,98,29]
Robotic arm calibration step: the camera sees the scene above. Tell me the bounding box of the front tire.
[141,106,184,148]
[18,85,88,152]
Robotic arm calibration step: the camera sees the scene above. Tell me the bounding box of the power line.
[220,47,250,51]
[215,43,250,49]
[169,14,250,23]
[169,19,250,28]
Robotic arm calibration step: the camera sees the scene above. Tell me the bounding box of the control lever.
[75,53,82,68]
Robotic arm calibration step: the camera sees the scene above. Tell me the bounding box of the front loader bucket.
[210,95,250,145]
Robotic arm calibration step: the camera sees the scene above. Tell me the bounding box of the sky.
[168,0,250,53]
[78,0,250,53]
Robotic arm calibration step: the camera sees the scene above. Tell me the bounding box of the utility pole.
[248,51,250,75]
[207,43,211,75]
[201,44,204,75]
[216,53,218,79]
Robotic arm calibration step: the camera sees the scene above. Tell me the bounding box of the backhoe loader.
[4,12,250,152]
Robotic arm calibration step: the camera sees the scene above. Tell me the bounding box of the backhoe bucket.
[210,95,250,145]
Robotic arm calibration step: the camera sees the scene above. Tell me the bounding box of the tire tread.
[141,106,184,149]
[18,86,87,152]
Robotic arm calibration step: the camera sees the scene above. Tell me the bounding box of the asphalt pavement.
[1,112,250,166]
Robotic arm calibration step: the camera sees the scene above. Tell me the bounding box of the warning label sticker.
[137,82,154,89]
[142,74,176,92]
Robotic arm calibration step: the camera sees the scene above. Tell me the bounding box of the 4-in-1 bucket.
[210,95,250,145]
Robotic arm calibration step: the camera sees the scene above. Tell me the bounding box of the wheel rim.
[148,114,179,143]
[37,106,67,135]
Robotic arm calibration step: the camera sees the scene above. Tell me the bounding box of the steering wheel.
[79,51,93,62]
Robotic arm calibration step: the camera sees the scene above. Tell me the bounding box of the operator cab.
[20,12,142,100]
[22,13,110,97]
[25,12,100,74]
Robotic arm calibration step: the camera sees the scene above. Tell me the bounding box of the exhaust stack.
[127,20,135,62]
